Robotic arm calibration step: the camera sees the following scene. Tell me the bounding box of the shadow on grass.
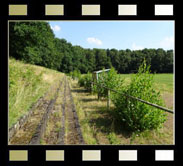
[81,98,98,102]
[88,107,133,139]
[71,89,87,93]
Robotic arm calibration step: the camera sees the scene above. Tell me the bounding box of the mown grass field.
[120,73,173,93]
[70,73,174,145]
[120,73,174,109]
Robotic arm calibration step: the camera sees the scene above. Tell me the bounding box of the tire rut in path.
[64,78,85,145]
[42,78,65,145]
[30,81,62,145]
[9,100,50,145]
[9,76,85,145]
[57,76,66,145]
[9,81,62,145]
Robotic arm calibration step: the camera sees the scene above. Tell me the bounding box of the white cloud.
[87,37,102,46]
[131,43,144,50]
[159,36,174,49]
[51,25,61,32]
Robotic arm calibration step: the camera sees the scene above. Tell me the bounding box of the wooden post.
[107,89,110,110]
[91,82,93,94]
[98,92,100,100]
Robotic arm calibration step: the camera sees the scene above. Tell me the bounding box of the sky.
[49,21,174,50]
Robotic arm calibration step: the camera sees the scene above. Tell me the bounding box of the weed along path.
[9,76,84,145]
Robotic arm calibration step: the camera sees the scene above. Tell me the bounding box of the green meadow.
[120,73,174,94]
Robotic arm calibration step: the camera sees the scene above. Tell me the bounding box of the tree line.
[9,22,173,74]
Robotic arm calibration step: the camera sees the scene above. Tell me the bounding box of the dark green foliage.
[9,22,173,74]
[94,49,112,70]
[9,22,60,70]
[111,60,167,131]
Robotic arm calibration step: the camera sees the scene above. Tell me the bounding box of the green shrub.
[111,60,167,131]
[78,75,86,87]
[69,70,81,80]
[93,67,123,98]
[78,72,93,92]
[107,132,121,144]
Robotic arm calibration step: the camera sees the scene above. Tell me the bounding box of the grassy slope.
[9,58,64,128]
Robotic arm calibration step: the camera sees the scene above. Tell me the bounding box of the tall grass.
[9,58,64,128]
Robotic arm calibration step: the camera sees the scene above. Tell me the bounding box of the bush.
[69,70,81,80]
[111,60,167,131]
[78,75,85,87]
[78,72,93,92]
[93,67,123,98]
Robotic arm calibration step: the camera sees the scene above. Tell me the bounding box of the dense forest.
[9,22,173,73]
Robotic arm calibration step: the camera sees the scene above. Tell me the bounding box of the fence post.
[98,92,100,100]
[107,89,110,110]
[91,82,93,95]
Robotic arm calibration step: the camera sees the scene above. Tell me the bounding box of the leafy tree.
[9,22,60,70]
[94,49,112,70]
[9,22,173,74]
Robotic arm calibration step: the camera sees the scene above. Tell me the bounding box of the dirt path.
[64,78,85,144]
[9,76,84,145]
[41,77,66,145]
